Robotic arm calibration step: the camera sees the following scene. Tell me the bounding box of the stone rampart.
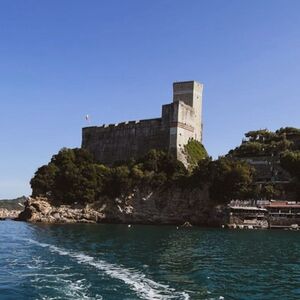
[82,81,203,166]
[82,118,170,164]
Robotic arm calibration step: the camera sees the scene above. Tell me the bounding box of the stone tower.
[162,80,203,164]
[82,80,203,166]
[173,80,203,141]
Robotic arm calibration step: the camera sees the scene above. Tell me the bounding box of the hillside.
[228,127,300,158]
[227,127,300,200]
[0,196,26,210]
[19,127,300,225]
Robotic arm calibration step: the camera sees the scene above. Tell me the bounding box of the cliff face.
[18,187,226,226]
[18,197,104,223]
[0,209,21,220]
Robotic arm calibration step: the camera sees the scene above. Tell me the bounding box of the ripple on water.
[2,222,300,300]
[26,239,190,300]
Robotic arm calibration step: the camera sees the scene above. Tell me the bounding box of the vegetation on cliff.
[280,150,300,197]
[31,146,254,205]
[227,127,300,199]
[29,126,300,208]
[184,140,208,169]
[190,157,254,203]
[228,127,300,158]
[31,148,188,205]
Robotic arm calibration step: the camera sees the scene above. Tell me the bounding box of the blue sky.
[1,0,300,198]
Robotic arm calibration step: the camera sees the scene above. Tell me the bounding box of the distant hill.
[0,196,27,210]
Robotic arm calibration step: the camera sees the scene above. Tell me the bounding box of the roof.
[265,201,300,208]
[229,206,267,211]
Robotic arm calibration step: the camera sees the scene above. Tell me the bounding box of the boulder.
[17,197,105,224]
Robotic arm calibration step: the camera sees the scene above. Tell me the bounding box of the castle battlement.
[82,81,203,166]
[87,118,163,130]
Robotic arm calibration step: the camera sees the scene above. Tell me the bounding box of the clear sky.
[1,0,300,199]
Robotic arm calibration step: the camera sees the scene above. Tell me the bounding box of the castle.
[82,81,203,166]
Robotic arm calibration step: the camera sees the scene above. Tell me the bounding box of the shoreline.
[0,209,22,221]
[5,197,300,231]
[4,218,300,231]
[16,196,224,227]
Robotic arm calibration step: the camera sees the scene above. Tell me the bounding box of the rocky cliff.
[0,209,21,220]
[18,188,226,226]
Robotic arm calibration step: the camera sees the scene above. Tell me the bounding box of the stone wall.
[82,118,170,165]
[82,81,203,166]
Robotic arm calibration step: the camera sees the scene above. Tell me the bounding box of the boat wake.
[26,239,190,300]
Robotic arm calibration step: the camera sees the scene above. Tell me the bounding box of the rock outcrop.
[18,197,105,223]
[18,188,226,226]
[102,187,225,226]
[0,209,21,220]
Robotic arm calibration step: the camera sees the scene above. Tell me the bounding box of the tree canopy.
[191,157,254,203]
[228,127,300,157]
[31,148,187,205]
[31,146,255,205]
[32,127,300,206]
[184,139,208,169]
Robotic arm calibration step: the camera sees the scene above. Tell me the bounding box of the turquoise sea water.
[1,221,300,300]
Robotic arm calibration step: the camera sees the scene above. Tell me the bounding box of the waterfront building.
[265,201,300,228]
[227,205,269,229]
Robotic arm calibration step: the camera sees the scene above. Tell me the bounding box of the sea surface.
[1,221,300,300]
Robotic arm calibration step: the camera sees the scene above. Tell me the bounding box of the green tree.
[103,166,132,198]
[192,157,254,204]
[280,151,300,178]
[31,148,102,204]
[184,140,208,169]
[31,163,58,197]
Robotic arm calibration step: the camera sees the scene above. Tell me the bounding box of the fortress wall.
[82,118,170,165]
[175,102,197,163]
[161,102,180,155]
[177,102,196,144]
[177,101,197,129]
[162,101,196,161]
[81,81,203,167]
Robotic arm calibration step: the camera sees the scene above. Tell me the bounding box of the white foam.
[26,239,190,300]
[28,268,99,300]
